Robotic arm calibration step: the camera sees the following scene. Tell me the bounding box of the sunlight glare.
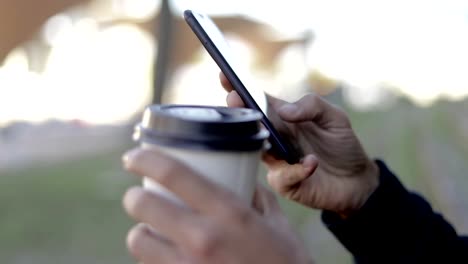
[0,22,154,126]
[43,23,154,124]
[166,36,254,105]
[167,36,270,113]
[175,0,468,107]
[0,48,45,124]
[42,14,74,47]
[113,0,159,20]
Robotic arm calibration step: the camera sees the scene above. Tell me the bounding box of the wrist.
[362,160,380,203]
[340,160,380,218]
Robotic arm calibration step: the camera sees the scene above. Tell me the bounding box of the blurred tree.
[142,10,313,103]
[308,70,340,95]
[0,0,90,62]
[152,0,173,104]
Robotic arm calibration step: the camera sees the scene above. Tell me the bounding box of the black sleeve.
[321,160,468,263]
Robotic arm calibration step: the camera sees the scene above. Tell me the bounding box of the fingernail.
[302,155,317,171]
[279,103,299,115]
[122,148,140,165]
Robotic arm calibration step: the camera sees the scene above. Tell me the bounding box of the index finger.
[123,148,237,215]
[219,72,234,92]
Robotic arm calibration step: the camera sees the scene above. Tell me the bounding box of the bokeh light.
[1,18,154,126]
[2,0,468,121]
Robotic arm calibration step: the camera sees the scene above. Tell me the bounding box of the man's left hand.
[122,147,311,264]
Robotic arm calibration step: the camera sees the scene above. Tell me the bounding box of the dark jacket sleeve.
[321,160,468,263]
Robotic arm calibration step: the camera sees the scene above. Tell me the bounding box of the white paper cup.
[133,105,269,206]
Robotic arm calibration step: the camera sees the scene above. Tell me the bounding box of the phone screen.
[184,10,300,164]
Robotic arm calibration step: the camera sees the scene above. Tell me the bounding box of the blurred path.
[0,122,131,171]
[418,104,468,233]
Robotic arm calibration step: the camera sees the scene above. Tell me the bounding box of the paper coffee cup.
[133,105,269,205]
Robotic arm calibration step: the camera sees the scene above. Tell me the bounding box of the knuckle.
[154,160,177,187]
[234,205,252,225]
[187,227,221,258]
[220,201,253,226]
[267,170,286,190]
[334,107,352,127]
[304,93,320,105]
[267,171,280,191]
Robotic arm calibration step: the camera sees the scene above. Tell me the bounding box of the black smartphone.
[183,9,300,164]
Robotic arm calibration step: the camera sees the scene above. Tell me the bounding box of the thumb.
[265,154,318,194]
[277,94,349,127]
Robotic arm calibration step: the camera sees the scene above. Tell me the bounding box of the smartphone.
[183,9,300,164]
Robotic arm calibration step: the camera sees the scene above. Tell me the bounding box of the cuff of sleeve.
[321,160,411,258]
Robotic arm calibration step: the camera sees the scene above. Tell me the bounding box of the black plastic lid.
[133,105,269,151]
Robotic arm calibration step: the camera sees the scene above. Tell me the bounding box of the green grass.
[0,148,346,264]
[0,149,139,264]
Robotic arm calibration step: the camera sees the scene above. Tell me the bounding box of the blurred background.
[1,0,468,263]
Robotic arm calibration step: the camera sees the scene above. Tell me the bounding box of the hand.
[122,148,311,264]
[220,73,379,215]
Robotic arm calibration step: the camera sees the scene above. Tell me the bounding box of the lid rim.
[146,104,263,124]
[136,133,267,152]
[137,104,268,151]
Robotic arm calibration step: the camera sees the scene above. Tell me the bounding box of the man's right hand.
[220,73,379,216]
